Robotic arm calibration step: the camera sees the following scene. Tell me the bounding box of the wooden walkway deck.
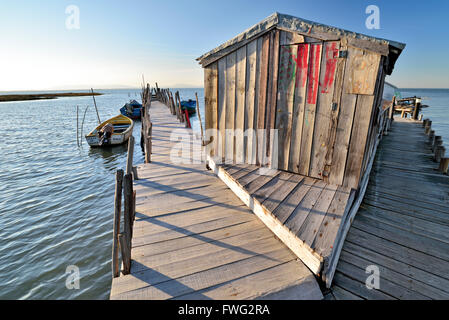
[329,117,449,300]
[207,160,354,279]
[109,101,323,300]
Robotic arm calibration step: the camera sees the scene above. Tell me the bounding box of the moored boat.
[180,99,196,115]
[85,114,134,147]
[120,99,143,119]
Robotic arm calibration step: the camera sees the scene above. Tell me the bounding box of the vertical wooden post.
[425,120,432,135]
[389,96,396,121]
[176,92,185,123]
[126,135,134,176]
[428,130,435,145]
[439,157,449,174]
[145,122,152,163]
[412,101,420,120]
[123,173,133,249]
[118,233,130,275]
[432,136,442,153]
[435,145,445,163]
[112,169,123,278]
[91,88,102,125]
[76,106,79,147]
[132,190,137,224]
[195,92,205,146]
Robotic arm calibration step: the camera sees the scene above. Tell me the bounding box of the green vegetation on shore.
[0,92,103,102]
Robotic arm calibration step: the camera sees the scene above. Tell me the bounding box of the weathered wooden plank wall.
[204,63,218,157]
[203,28,384,190]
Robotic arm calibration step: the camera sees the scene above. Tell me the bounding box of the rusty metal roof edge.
[197,12,405,65]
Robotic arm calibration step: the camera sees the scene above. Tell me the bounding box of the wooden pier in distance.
[109,100,323,300]
[329,117,449,300]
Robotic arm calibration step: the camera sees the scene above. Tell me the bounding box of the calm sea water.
[397,89,449,149]
[0,88,204,299]
[0,87,448,299]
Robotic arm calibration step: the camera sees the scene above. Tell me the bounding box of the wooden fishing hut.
[197,12,405,286]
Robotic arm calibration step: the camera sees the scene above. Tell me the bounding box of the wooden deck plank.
[111,100,322,300]
[118,248,296,300]
[332,117,449,299]
[175,260,323,300]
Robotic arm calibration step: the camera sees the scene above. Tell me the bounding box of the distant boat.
[180,99,196,115]
[120,99,143,119]
[85,114,134,147]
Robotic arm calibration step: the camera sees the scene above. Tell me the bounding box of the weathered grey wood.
[125,135,134,175]
[343,94,376,188]
[309,41,340,179]
[111,100,322,300]
[342,241,449,296]
[244,40,258,164]
[273,177,315,224]
[224,51,236,163]
[298,184,337,246]
[337,259,427,299]
[118,233,130,275]
[284,180,326,234]
[123,173,133,249]
[331,285,363,300]
[298,43,322,175]
[276,43,297,171]
[112,169,123,278]
[204,62,218,156]
[328,47,359,185]
[333,271,395,300]
[217,57,227,160]
[235,46,246,164]
[288,43,309,173]
[312,186,353,258]
[262,174,304,212]
[331,116,449,299]
[256,34,270,166]
[265,29,280,168]
[439,157,449,174]
[174,260,323,300]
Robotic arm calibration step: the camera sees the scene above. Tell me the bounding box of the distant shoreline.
[0,92,103,102]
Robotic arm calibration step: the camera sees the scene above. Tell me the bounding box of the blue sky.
[1,0,448,90]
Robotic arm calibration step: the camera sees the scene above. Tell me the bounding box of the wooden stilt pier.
[329,117,449,300]
[109,99,323,300]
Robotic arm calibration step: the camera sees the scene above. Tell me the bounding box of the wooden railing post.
[439,157,449,174]
[112,169,123,278]
[435,146,445,163]
[425,120,432,135]
[195,92,205,146]
[126,135,134,176]
[123,173,133,252]
[118,233,130,275]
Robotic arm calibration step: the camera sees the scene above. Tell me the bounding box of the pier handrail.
[112,136,137,277]
[141,84,153,164]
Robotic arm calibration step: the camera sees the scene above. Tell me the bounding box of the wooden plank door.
[275,38,340,179]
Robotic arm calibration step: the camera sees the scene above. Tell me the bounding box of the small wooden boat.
[180,99,196,115]
[85,114,134,147]
[120,100,142,119]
